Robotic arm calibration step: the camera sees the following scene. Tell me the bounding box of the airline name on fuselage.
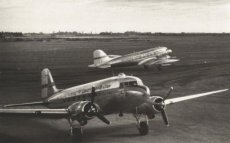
[121,48,168,62]
[77,84,111,94]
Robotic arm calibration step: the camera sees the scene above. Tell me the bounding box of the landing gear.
[70,127,83,142]
[119,111,123,117]
[138,121,149,135]
[68,118,83,143]
[134,114,149,136]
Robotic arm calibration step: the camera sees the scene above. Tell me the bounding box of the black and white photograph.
[0,0,230,143]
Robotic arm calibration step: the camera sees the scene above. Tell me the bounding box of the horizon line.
[1,31,230,34]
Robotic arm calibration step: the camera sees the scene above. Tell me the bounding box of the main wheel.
[138,121,149,135]
[70,128,83,143]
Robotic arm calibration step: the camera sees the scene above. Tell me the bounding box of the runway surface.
[0,36,230,143]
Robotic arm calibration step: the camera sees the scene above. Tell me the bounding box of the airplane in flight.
[0,68,228,142]
[88,47,179,70]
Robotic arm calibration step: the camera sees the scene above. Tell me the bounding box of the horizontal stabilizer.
[108,55,121,59]
[88,64,96,68]
[88,64,111,68]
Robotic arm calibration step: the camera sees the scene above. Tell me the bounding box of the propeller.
[88,87,110,125]
[161,86,173,126]
[160,107,169,126]
[95,113,110,124]
[152,86,173,126]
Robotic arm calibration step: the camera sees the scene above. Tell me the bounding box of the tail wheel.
[70,128,83,143]
[138,121,149,135]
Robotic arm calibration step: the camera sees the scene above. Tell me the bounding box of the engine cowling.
[150,96,166,112]
[68,101,100,125]
[135,96,166,119]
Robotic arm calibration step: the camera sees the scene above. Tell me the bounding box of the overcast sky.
[0,0,230,33]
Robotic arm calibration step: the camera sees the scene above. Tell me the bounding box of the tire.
[138,121,149,135]
[70,128,83,143]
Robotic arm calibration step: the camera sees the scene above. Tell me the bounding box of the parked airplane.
[0,68,228,142]
[88,47,179,70]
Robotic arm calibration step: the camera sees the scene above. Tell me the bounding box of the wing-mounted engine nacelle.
[68,101,100,126]
[136,96,166,119]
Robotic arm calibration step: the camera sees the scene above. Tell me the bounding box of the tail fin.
[41,68,58,98]
[93,49,111,66]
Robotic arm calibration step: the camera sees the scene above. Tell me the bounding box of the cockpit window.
[120,81,137,88]
[129,81,137,86]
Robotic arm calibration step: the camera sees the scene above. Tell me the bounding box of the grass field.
[0,35,230,143]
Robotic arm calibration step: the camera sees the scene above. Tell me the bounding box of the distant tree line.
[51,31,95,36]
[0,32,23,39]
[99,31,230,36]
[99,31,152,36]
[1,31,230,42]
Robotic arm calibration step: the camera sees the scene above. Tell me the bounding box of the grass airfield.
[0,35,230,143]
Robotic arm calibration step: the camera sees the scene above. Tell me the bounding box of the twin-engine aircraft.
[88,47,179,70]
[0,68,228,142]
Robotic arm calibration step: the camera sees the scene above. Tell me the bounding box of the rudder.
[41,68,58,98]
[93,49,111,66]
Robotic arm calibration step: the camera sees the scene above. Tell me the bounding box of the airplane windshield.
[120,81,137,88]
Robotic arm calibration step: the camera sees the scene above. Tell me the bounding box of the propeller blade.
[164,86,173,100]
[95,113,110,125]
[160,109,169,126]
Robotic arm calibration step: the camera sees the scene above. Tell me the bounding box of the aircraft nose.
[167,49,172,53]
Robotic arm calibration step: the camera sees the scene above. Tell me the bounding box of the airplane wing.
[164,89,228,105]
[138,57,157,65]
[138,55,179,66]
[0,108,69,119]
[155,58,179,65]
[0,99,110,124]
[150,88,228,126]
[146,58,179,66]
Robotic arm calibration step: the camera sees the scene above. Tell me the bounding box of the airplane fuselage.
[45,73,151,115]
[102,47,173,68]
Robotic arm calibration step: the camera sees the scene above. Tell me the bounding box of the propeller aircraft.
[88,47,179,70]
[0,68,228,142]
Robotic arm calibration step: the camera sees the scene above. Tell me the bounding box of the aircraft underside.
[110,62,138,68]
